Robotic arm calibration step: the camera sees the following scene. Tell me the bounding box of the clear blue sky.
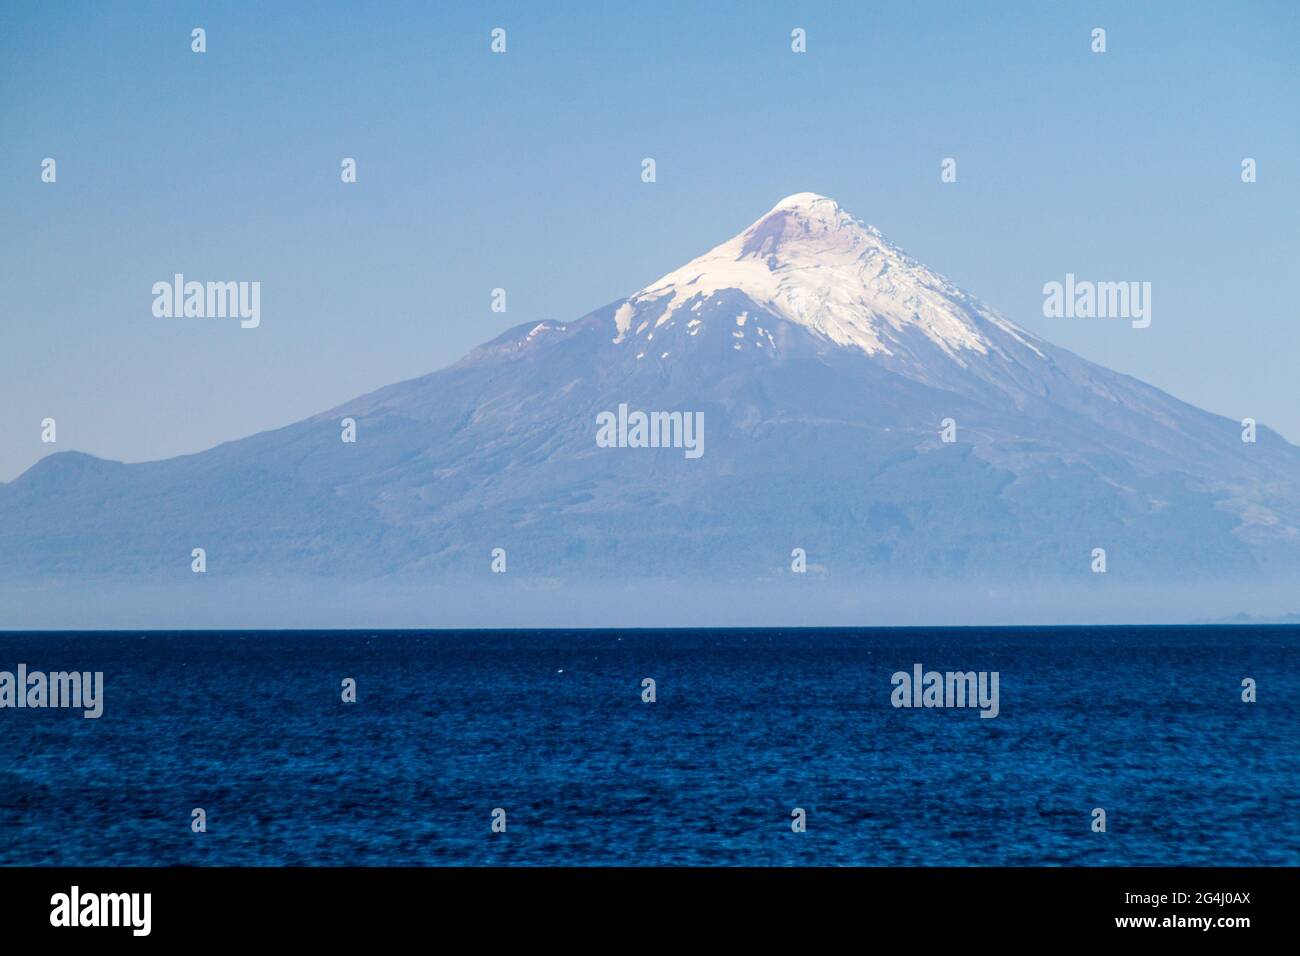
[2,0,1298,480]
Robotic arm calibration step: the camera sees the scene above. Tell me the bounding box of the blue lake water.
[0,627,1296,866]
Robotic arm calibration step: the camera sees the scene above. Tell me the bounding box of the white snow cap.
[624,192,1038,360]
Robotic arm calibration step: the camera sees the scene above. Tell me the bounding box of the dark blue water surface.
[0,627,1296,866]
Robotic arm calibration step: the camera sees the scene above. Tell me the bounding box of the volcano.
[4,194,1299,624]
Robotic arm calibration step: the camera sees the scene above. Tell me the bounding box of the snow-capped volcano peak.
[746,192,881,251]
[615,193,1039,363]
